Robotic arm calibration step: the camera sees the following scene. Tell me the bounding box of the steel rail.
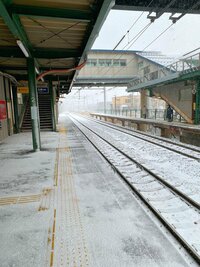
[85,115,200,161]
[70,114,200,265]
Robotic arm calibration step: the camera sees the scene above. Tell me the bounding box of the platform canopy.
[114,0,200,15]
[0,0,114,94]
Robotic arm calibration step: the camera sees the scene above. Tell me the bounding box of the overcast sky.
[92,10,200,56]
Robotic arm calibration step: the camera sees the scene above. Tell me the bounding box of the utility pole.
[114,95,117,114]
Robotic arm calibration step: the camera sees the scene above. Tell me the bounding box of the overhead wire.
[86,0,195,92]
[97,21,153,78]
[124,22,152,50]
[95,0,156,77]
[113,0,155,50]
[142,23,174,51]
[111,22,176,78]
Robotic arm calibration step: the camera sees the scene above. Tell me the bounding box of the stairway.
[21,95,53,131]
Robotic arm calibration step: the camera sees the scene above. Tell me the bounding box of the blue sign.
[38,87,49,94]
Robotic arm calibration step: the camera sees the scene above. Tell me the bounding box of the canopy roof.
[0,0,114,93]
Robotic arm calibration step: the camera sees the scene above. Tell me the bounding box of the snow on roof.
[136,51,177,67]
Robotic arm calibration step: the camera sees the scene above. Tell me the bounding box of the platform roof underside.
[114,0,200,14]
[0,0,111,93]
[0,0,199,93]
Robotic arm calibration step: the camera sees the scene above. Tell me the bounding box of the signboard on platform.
[17,87,29,94]
[17,86,49,94]
[38,87,49,94]
[0,100,7,120]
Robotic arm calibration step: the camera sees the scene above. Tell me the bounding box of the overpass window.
[113,59,127,66]
[86,59,97,66]
[120,59,126,66]
[138,61,143,69]
[99,59,112,66]
[149,71,158,80]
[143,66,150,75]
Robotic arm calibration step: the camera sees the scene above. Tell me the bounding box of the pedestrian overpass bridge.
[74,49,175,87]
[74,49,200,125]
[127,49,200,124]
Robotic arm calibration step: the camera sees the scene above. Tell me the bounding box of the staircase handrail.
[19,95,29,129]
[128,51,200,90]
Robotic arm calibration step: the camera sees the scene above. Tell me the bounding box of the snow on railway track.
[73,114,200,206]
[87,116,200,161]
[70,114,200,264]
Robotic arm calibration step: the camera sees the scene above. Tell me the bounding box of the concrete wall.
[0,76,8,141]
[153,81,193,122]
[78,51,165,83]
[79,51,138,78]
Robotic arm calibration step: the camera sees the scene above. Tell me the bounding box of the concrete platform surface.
[0,115,197,267]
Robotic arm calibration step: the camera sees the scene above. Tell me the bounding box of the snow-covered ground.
[0,116,198,266]
[0,131,58,267]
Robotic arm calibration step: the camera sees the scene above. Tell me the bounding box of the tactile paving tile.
[50,126,89,267]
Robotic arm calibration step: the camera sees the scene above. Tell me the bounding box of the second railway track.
[85,115,200,161]
[70,114,200,265]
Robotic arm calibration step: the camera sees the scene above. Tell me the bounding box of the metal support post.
[49,79,56,131]
[27,58,41,151]
[103,87,106,114]
[195,80,200,124]
[12,85,19,133]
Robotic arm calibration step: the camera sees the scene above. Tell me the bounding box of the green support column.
[49,79,56,131]
[27,58,41,151]
[12,85,20,133]
[195,80,200,125]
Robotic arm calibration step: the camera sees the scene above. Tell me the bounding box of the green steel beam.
[33,48,82,59]
[0,1,31,56]
[70,0,115,90]
[0,46,81,59]
[2,0,12,6]
[8,73,73,82]
[195,80,200,125]
[27,58,41,151]
[12,14,41,69]
[0,46,24,57]
[10,5,93,21]
[12,13,33,51]
[128,70,200,92]
[0,65,75,71]
[0,1,19,37]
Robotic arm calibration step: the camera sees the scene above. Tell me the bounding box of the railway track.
[70,114,200,265]
[85,115,200,161]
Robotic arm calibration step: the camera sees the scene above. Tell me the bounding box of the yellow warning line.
[54,149,59,187]
[50,209,56,267]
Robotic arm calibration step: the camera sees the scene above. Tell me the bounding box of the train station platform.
[91,113,200,146]
[0,114,195,267]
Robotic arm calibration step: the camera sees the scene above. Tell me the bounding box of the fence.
[128,51,200,90]
[95,108,186,122]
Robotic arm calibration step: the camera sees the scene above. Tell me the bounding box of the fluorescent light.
[35,67,39,74]
[16,40,30,58]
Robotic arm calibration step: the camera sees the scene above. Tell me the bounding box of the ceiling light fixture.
[16,40,30,58]
[35,67,39,74]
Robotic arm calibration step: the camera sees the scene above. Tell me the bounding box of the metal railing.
[127,51,200,90]
[96,108,186,122]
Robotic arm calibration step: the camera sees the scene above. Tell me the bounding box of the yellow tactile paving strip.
[50,126,89,267]
[0,187,53,208]
[38,188,53,211]
[0,194,41,206]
